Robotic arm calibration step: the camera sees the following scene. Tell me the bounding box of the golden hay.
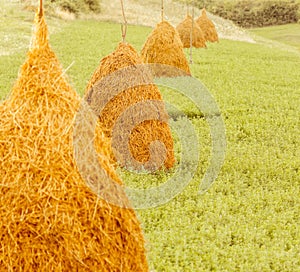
[196,8,219,43]
[176,14,206,48]
[0,9,148,271]
[141,20,191,77]
[85,42,175,170]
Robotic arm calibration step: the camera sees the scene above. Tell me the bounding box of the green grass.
[250,24,300,51]
[1,10,300,272]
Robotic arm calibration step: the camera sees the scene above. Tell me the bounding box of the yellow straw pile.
[0,8,148,271]
[141,20,191,77]
[85,42,175,170]
[196,8,219,43]
[176,14,206,48]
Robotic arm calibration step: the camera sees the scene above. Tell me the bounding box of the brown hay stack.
[196,8,219,43]
[176,14,206,48]
[0,8,148,271]
[141,20,191,77]
[85,42,175,170]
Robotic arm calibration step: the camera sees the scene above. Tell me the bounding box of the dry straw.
[0,5,148,271]
[196,8,219,43]
[141,20,191,77]
[176,14,206,48]
[85,42,175,170]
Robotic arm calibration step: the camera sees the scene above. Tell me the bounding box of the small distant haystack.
[176,14,206,48]
[0,6,148,271]
[196,8,219,43]
[85,42,175,170]
[141,20,191,77]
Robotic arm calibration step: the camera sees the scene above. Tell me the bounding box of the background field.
[0,1,300,271]
[250,23,300,50]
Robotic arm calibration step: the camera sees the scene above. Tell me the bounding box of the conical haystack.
[196,8,219,43]
[141,20,191,77]
[176,14,206,48]
[0,7,148,271]
[85,42,175,170]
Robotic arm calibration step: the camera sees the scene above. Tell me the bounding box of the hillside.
[95,0,255,43]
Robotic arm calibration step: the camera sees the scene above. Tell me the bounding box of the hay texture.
[176,14,206,48]
[0,9,148,271]
[196,8,219,43]
[85,42,175,170]
[141,20,191,77]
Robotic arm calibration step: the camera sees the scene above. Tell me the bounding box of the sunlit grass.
[250,24,300,51]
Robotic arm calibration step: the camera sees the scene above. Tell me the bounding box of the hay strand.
[176,14,206,48]
[85,42,175,170]
[0,7,148,271]
[196,8,219,43]
[161,0,164,21]
[141,20,191,77]
[189,7,195,64]
[39,0,43,16]
[120,0,127,42]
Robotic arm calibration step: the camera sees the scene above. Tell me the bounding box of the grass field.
[251,24,300,51]
[0,7,300,272]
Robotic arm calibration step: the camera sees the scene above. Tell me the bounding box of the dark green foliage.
[196,0,300,27]
[49,0,101,15]
[84,0,101,12]
[58,0,81,14]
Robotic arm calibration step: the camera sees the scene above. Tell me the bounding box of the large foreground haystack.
[176,14,206,48]
[0,9,148,271]
[141,20,191,77]
[85,42,175,170]
[196,8,219,43]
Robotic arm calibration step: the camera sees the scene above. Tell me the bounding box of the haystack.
[176,14,206,48]
[0,6,148,271]
[141,20,191,77]
[196,8,219,43]
[84,42,175,170]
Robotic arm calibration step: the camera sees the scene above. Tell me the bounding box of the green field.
[251,24,300,51]
[1,9,300,272]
